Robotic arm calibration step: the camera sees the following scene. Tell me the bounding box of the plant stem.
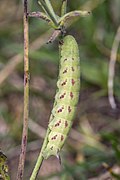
[61,0,68,16]
[16,0,29,179]
[28,12,55,28]
[38,0,58,27]
[58,10,90,26]
[30,129,50,180]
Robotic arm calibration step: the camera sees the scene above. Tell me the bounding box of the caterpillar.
[42,35,80,159]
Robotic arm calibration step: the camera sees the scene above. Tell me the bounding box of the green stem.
[28,11,55,28]
[38,0,58,26]
[30,129,50,180]
[61,0,68,16]
[59,10,91,26]
[16,0,29,179]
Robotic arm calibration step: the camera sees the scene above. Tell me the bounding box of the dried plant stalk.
[108,26,120,109]
[16,0,29,179]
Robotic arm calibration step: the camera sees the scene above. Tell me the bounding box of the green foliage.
[81,58,108,89]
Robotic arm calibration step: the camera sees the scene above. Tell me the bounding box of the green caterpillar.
[42,35,80,159]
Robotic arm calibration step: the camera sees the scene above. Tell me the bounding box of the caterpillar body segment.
[55,90,80,106]
[42,35,80,159]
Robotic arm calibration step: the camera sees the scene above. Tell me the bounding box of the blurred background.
[0,0,120,179]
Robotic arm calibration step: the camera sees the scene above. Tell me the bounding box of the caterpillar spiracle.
[42,35,80,159]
